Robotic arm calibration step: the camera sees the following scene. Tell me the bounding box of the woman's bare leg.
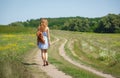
[41,49,48,66]
[41,49,46,66]
[44,49,48,65]
[44,50,48,61]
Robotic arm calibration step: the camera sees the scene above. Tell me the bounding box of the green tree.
[95,14,120,33]
[9,22,24,27]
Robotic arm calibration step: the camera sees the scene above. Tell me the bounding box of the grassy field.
[48,38,102,78]
[50,30,120,78]
[0,26,120,78]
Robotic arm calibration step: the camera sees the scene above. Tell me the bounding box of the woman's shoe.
[46,61,49,66]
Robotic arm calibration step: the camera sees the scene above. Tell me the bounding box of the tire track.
[59,38,115,78]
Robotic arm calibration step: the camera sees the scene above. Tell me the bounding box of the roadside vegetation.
[0,26,37,78]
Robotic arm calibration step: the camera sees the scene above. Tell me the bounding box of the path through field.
[59,39,115,78]
[23,38,72,78]
[24,36,115,78]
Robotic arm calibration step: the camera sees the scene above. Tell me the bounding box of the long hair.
[38,18,48,32]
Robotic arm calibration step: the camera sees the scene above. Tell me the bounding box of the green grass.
[0,26,57,78]
[49,40,100,78]
[0,26,36,34]
[0,26,37,78]
[51,30,120,77]
[0,33,37,78]
[0,27,120,78]
[48,35,102,78]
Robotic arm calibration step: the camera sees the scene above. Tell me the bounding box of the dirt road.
[23,38,72,78]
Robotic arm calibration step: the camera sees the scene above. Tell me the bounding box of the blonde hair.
[38,18,48,32]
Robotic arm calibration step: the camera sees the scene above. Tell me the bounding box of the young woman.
[36,18,50,66]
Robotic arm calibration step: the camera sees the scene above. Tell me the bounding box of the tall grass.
[0,26,36,34]
[0,26,36,78]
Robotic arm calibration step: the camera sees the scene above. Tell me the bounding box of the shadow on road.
[22,62,39,65]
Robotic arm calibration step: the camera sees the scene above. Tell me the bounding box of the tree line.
[9,14,120,33]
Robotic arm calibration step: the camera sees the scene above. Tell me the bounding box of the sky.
[0,0,120,25]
